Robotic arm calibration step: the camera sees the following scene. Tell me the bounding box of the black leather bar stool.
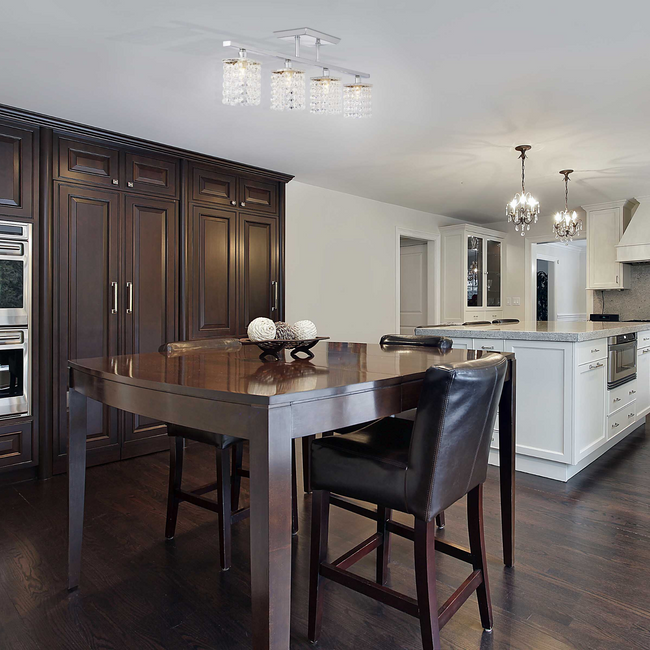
[307,354,507,650]
[461,320,492,325]
[492,318,519,324]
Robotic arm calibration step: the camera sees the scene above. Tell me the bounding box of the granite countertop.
[415,321,650,342]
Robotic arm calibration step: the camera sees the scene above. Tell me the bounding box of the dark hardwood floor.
[1,424,650,649]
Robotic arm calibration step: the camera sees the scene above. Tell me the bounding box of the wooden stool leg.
[308,490,330,643]
[435,511,445,529]
[292,442,299,535]
[165,437,184,539]
[302,435,314,494]
[216,447,233,571]
[231,441,244,511]
[414,518,441,650]
[376,506,391,585]
[467,484,493,631]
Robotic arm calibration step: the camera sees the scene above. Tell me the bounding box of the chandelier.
[222,28,371,118]
[506,145,540,235]
[553,170,583,243]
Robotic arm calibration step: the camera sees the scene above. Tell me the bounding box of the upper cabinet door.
[587,208,624,289]
[189,205,238,339]
[191,163,237,207]
[125,152,179,198]
[240,213,279,330]
[0,122,35,219]
[467,235,484,308]
[238,177,279,215]
[486,238,502,308]
[56,136,121,188]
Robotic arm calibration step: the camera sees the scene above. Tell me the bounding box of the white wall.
[285,182,462,343]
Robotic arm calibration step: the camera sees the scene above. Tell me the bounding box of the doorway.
[536,257,555,321]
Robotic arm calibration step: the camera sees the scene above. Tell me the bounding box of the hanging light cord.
[520,150,526,194]
[564,173,570,212]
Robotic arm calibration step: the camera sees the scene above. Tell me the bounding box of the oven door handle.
[0,243,24,256]
[0,334,23,344]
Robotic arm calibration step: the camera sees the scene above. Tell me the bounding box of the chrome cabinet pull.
[271,281,279,312]
[240,202,246,207]
[588,362,603,370]
[126,282,133,314]
[630,389,637,395]
[111,281,118,314]
[127,181,134,188]
[591,348,600,353]
[112,179,119,185]
[612,422,620,429]
[613,397,621,403]
[481,346,494,350]
[643,349,650,354]
[230,200,236,205]
[629,412,635,418]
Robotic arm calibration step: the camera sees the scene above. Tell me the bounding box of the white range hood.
[616,196,650,262]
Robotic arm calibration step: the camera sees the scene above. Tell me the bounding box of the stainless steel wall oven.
[0,220,31,327]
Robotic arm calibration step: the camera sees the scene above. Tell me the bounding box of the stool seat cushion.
[311,418,414,514]
[167,423,240,449]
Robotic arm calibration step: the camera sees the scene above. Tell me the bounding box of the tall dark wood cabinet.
[0,104,292,480]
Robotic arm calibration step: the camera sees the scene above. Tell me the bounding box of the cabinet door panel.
[125,152,178,197]
[56,136,120,188]
[239,177,279,215]
[0,421,35,472]
[574,361,606,461]
[191,164,237,207]
[240,213,279,330]
[56,184,120,464]
[0,122,34,218]
[587,209,620,289]
[122,196,177,455]
[189,205,237,338]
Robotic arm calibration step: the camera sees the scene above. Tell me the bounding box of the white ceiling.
[2,0,650,223]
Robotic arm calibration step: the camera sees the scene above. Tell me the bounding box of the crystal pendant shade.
[271,63,306,111]
[222,52,261,106]
[310,73,342,114]
[343,77,372,118]
[553,170,583,243]
[506,146,539,235]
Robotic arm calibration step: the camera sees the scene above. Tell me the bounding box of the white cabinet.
[574,360,607,462]
[636,346,650,419]
[449,337,472,349]
[584,200,635,290]
[440,224,504,323]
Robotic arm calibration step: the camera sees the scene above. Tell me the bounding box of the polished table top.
[70,342,512,405]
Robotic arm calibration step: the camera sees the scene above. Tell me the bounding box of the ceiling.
[3,0,650,223]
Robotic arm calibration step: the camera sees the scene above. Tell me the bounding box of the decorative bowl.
[239,337,330,361]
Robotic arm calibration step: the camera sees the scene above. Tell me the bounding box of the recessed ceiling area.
[3,0,650,223]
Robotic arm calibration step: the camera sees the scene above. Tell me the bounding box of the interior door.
[400,243,427,334]
[56,184,120,468]
[122,195,178,457]
[240,213,279,332]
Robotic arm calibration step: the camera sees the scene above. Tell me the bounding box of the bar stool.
[307,355,507,650]
[492,318,520,324]
[461,320,492,326]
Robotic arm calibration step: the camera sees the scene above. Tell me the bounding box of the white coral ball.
[247,317,276,342]
[293,320,317,340]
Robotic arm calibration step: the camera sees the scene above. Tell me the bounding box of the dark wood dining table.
[67,342,516,650]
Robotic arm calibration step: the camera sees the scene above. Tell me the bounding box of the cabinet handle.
[272,280,278,312]
[240,202,246,207]
[612,422,620,429]
[630,389,637,395]
[231,200,236,205]
[127,181,134,188]
[629,412,635,418]
[588,363,603,370]
[111,281,118,314]
[126,281,133,314]
[613,397,621,403]
[616,274,619,284]
[591,349,600,353]
[643,349,650,354]
[112,179,119,185]
[481,346,494,350]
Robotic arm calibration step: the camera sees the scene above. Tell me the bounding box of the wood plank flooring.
[1,424,650,649]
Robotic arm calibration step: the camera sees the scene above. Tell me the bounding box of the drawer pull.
[643,348,650,354]
[588,363,603,370]
[630,389,637,395]
[481,346,494,350]
[612,422,620,429]
[613,397,621,403]
[591,348,600,353]
[629,412,635,418]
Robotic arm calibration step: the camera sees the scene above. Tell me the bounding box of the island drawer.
[473,338,504,353]
[639,330,650,350]
[608,380,637,415]
[607,401,637,439]
[576,339,607,365]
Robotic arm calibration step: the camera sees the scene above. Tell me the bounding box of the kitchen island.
[416,321,650,481]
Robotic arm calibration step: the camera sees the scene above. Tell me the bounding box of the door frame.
[395,227,440,333]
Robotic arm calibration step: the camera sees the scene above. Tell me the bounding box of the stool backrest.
[405,354,507,521]
[380,334,453,349]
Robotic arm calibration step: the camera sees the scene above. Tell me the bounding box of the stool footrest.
[331,533,382,570]
[386,520,473,564]
[330,495,377,520]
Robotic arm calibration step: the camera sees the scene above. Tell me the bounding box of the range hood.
[617,196,650,263]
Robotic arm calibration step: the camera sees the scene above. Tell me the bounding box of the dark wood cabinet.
[56,136,121,188]
[0,421,35,471]
[0,121,36,219]
[191,163,237,207]
[239,177,279,215]
[240,213,280,327]
[125,152,178,198]
[122,195,178,457]
[188,205,238,339]
[55,183,120,468]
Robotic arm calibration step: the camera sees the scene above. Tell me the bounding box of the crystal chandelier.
[310,68,342,114]
[506,145,540,235]
[271,60,305,111]
[553,170,583,243]
[343,76,372,118]
[222,49,261,106]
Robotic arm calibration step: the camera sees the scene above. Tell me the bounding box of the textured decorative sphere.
[293,320,317,340]
[274,321,299,340]
[247,317,276,342]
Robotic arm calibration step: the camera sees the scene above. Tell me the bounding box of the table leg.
[68,387,88,590]
[498,358,516,568]
[248,406,293,650]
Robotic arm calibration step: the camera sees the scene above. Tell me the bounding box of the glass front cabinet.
[440,225,504,324]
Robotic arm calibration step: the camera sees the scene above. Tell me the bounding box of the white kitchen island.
[416,321,650,481]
